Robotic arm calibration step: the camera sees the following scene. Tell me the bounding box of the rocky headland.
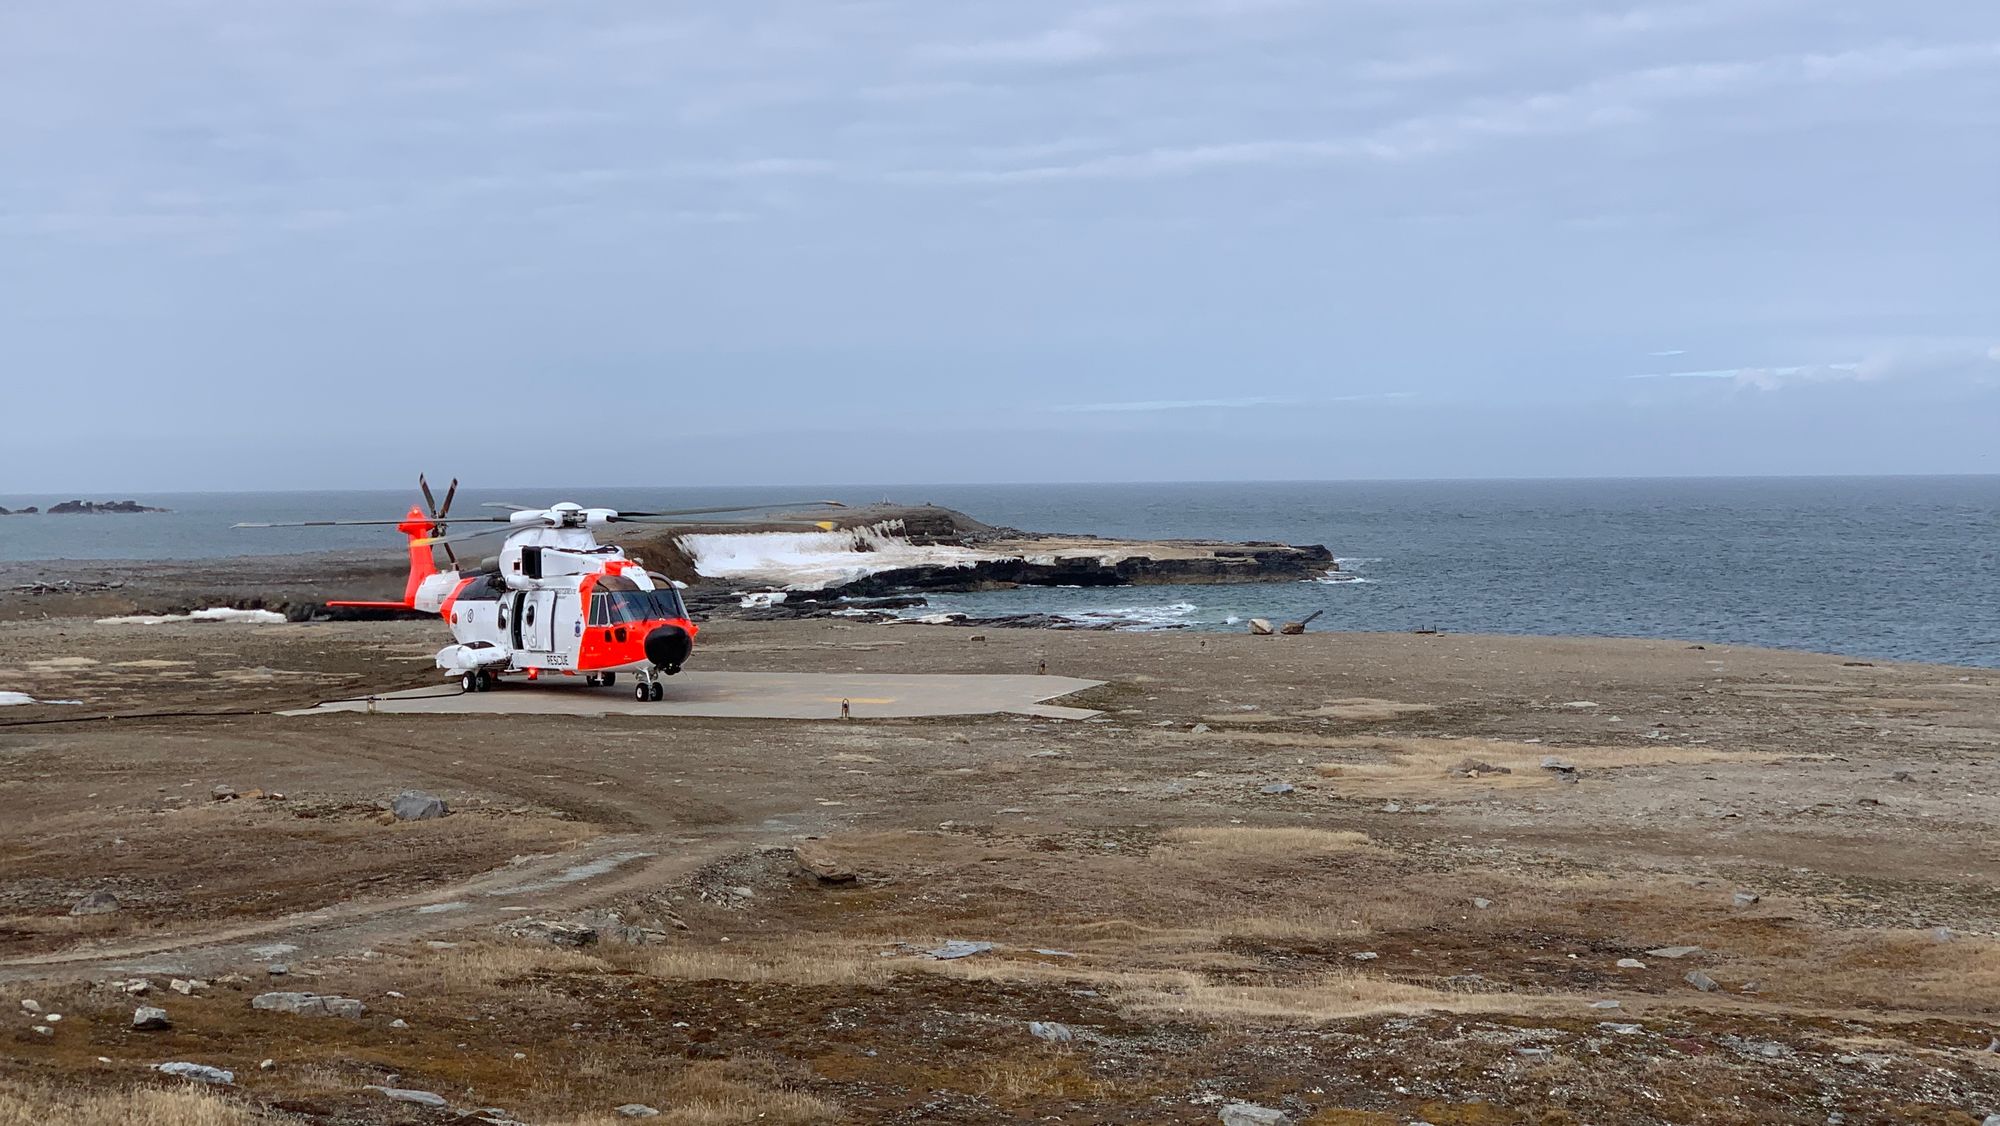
[1,499,169,515]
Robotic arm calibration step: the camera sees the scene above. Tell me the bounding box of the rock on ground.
[500,918,599,947]
[154,1062,233,1084]
[793,842,856,882]
[251,991,366,1018]
[365,1085,448,1107]
[132,1006,171,1030]
[1220,1102,1291,1126]
[391,789,448,820]
[69,889,119,916]
[1028,1020,1073,1042]
[616,1106,662,1118]
[1685,971,1720,992]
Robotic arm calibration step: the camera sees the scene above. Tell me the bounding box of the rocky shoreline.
[0,504,1334,630]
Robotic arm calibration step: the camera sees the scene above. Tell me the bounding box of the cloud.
[1649,349,1688,356]
[897,37,2000,183]
[1052,392,1414,412]
[1628,345,2000,391]
[1052,396,1294,413]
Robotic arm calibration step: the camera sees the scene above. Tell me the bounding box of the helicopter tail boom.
[326,505,439,611]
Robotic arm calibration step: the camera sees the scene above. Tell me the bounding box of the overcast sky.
[3,0,1997,491]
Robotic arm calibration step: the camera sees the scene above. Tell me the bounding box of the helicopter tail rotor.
[418,474,461,568]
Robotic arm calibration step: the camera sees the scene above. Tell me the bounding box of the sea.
[2,477,1995,668]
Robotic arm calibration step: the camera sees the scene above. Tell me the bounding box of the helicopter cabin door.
[520,591,556,654]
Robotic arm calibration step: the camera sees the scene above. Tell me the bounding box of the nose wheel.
[632,679,663,702]
[459,670,493,692]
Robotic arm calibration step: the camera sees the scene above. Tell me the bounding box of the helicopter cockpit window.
[455,573,506,602]
[590,576,678,625]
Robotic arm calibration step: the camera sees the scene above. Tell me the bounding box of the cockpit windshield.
[588,576,687,625]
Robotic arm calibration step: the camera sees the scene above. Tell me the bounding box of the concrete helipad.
[285,670,1104,721]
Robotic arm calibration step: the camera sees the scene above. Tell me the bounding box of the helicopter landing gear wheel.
[649,682,664,702]
[474,670,492,692]
[602,672,615,687]
[634,681,651,702]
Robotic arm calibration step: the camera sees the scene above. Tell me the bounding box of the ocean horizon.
[3,475,1996,668]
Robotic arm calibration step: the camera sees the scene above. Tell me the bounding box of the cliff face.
[822,542,1336,597]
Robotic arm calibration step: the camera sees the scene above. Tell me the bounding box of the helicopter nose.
[643,624,692,672]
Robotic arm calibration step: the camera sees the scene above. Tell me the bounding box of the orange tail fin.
[327,505,436,609]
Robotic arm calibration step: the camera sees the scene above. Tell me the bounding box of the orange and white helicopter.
[239,478,842,701]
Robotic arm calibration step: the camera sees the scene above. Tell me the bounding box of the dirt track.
[2,615,1998,1124]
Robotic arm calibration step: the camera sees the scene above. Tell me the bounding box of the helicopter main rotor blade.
[609,517,840,530]
[480,502,536,511]
[413,525,517,548]
[438,478,459,521]
[236,519,426,528]
[419,474,439,518]
[616,500,847,518]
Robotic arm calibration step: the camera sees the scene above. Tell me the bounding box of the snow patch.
[0,692,81,706]
[97,608,287,625]
[678,521,1001,590]
[739,591,788,609]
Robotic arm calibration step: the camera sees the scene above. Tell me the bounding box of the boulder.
[70,890,120,916]
[154,1062,233,1084]
[391,790,448,821]
[923,940,993,960]
[794,842,856,883]
[1220,1102,1291,1126]
[1028,1021,1073,1042]
[617,1107,662,1119]
[365,1086,448,1108]
[1731,891,1760,908]
[500,918,599,947]
[1247,619,1275,636]
[251,991,366,1018]
[1684,971,1719,992]
[132,1006,171,1031]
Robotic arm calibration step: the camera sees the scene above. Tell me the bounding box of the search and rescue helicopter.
[237,477,842,701]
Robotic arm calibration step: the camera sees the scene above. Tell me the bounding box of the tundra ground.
[2,617,1998,1124]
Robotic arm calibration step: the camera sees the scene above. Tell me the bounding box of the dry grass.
[0,1080,278,1126]
[1298,698,1438,721]
[1307,736,1742,793]
[1119,968,1556,1024]
[1157,826,1375,857]
[420,940,608,992]
[535,1059,839,1125]
[622,944,889,988]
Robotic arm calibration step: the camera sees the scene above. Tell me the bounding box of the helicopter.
[238,477,843,701]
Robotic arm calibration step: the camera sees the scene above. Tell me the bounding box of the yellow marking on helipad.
[283,670,1102,721]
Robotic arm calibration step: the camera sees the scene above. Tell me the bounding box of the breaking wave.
[1057,602,1200,631]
